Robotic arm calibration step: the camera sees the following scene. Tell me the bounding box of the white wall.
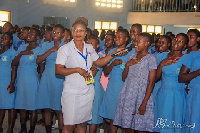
[0,0,198,34]
[0,0,132,29]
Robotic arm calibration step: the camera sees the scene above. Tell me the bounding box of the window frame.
[0,10,11,27]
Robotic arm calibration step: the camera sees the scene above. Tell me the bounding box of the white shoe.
[52,120,59,129]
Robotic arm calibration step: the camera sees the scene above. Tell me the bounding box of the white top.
[56,40,99,95]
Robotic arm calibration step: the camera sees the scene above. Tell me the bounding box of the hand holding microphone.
[111,46,132,57]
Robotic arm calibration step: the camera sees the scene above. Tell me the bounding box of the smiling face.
[105,34,114,48]
[20,28,29,41]
[171,35,186,51]
[72,23,87,42]
[130,26,141,41]
[27,29,39,42]
[114,31,128,48]
[52,27,64,42]
[157,37,170,53]
[135,35,149,53]
[1,33,12,47]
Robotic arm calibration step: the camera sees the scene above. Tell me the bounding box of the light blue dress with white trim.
[15,45,41,110]
[99,48,134,120]
[0,49,16,109]
[36,40,65,111]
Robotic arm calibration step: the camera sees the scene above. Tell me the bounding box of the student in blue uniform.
[36,24,65,133]
[178,29,200,133]
[15,27,30,51]
[152,35,171,129]
[185,29,200,54]
[99,29,134,133]
[40,26,53,48]
[0,32,16,133]
[155,33,189,133]
[2,22,20,50]
[87,37,104,133]
[12,28,41,133]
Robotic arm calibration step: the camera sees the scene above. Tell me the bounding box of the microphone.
[111,46,132,57]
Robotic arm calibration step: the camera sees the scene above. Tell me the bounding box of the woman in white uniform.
[55,17,123,133]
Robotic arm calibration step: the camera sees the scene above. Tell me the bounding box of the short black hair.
[117,28,129,37]
[117,29,130,45]
[89,35,100,45]
[139,33,153,44]
[161,35,172,44]
[4,22,13,28]
[22,26,30,31]
[3,32,13,41]
[45,26,53,33]
[30,27,40,37]
[176,33,189,45]
[187,29,200,37]
[131,23,142,32]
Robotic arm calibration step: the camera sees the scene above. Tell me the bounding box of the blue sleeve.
[183,52,193,69]
[38,43,47,55]
[16,45,25,55]
[10,49,17,59]
[107,48,116,66]
[157,52,168,65]
[12,35,20,48]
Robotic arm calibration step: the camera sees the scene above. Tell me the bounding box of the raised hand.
[78,68,92,81]
[160,57,179,66]
[112,59,123,66]
[91,65,99,77]
[126,57,140,67]
[50,45,61,52]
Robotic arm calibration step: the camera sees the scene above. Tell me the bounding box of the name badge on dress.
[29,54,34,60]
[176,68,180,74]
[120,63,125,69]
[2,56,8,61]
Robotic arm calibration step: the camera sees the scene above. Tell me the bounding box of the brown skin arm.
[39,62,45,79]
[138,69,156,115]
[178,65,200,83]
[55,64,92,81]
[103,59,123,76]
[122,64,129,82]
[7,65,17,94]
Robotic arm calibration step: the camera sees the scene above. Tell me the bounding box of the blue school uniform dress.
[155,55,187,133]
[36,40,65,111]
[114,53,157,132]
[99,48,134,120]
[0,49,16,109]
[15,45,41,111]
[184,51,200,133]
[152,52,169,125]
[88,54,104,124]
